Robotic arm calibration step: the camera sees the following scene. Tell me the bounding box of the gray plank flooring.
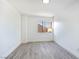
[6,41,78,59]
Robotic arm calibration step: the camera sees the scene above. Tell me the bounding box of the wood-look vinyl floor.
[6,41,78,59]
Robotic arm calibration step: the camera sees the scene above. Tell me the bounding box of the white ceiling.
[7,0,79,17]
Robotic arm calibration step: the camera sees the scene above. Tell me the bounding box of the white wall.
[54,4,79,58]
[0,0,21,59]
[22,15,54,43]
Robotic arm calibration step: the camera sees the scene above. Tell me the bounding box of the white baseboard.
[1,41,21,58]
[27,40,54,43]
[55,40,79,59]
[21,40,28,43]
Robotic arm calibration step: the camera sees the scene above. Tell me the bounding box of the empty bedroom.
[0,0,79,59]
